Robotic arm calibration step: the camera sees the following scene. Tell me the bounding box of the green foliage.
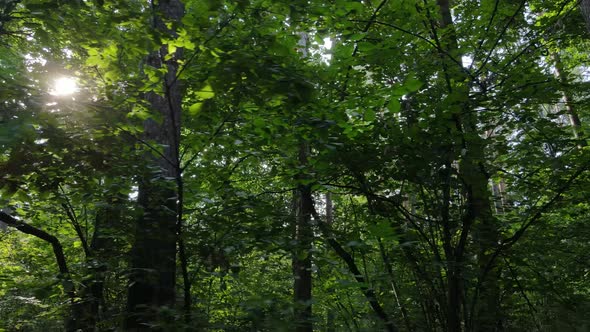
[1,0,589,330]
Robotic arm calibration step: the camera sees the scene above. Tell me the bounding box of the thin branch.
[310,205,399,332]
[180,114,234,172]
[339,0,389,96]
[475,0,526,76]
[503,257,542,331]
[470,159,590,317]
[352,19,478,83]
[31,168,91,257]
[116,124,176,166]
[472,0,500,67]
[170,14,237,87]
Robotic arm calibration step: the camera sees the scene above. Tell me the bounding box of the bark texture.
[75,192,125,331]
[434,1,501,330]
[581,0,590,33]
[126,0,184,329]
[292,143,314,332]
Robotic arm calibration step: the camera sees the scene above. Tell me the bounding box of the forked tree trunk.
[434,0,501,330]
[126,0,184,329]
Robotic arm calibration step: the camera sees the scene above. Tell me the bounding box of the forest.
[1,0,589,331]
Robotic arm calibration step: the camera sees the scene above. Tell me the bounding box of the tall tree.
[2,0,590,331]
[433,0,501,329]
[126,0,185,328]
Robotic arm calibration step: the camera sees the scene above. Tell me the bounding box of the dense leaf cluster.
[1,0,589,331]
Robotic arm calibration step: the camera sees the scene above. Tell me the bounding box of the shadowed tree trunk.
[324,192,336,332]
[292,142,314,332]
[75,190,125,331]
[580,0,590,33]
[126,0,184,329]
[434,0,502,330]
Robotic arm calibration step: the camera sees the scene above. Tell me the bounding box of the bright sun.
[50,77,78,96]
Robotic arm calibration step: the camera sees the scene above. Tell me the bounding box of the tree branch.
[0,211,76,300]
[310,205,399,332]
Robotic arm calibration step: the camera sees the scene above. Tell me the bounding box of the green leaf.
[364,109,376,121]
[367,220,397,240]
[196,84,215,100]
[188,102,203,115]
[128,104,151,120]
[388,99,401,113]
[405,78,422,92]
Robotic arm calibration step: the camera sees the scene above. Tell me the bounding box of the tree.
[125,0,185,328]
[1,0,590,331]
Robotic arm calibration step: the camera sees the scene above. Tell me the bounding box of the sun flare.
[50,77,78,96]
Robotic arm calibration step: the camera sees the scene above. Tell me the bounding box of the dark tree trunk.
[126,0,184,329]
[434,0,502,330]
[324,193,337,332]
[75,192,125,331]
[293,142,314,332]
[581,0,590,33]
[177,176,192,322]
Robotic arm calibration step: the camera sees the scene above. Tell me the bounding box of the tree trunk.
[552,52,585,143]
[580,0,590,33]
[126,0,184,329]
[463,146,500,332]
[75,190,125,331]
[292,142,314,332]
[176,175,192,322]
[324,193,337,332]
[434,0,502,330]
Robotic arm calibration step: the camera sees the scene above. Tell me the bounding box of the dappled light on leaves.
[1,0,589,331]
